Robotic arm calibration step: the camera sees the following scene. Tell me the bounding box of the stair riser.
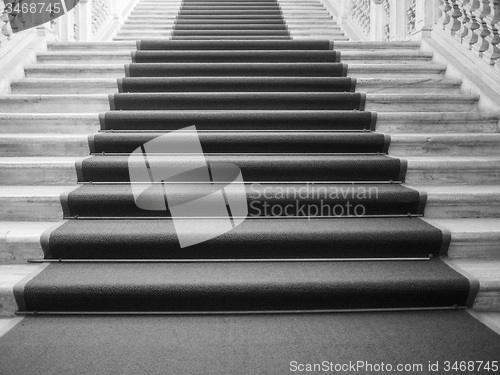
[0,115,495,134]
[406,170,500,185]
[47,42,137,51]
[11,82,119,95]
[11,82,460,95]
[3,135,500,157]
[0,98,109,113]
[424,204,500,219]
[123,21,337,26]
[0,162,498,185]
[447,240,500,260]
[45,42,419,51]
[126,16,333,21]
[390,142,500,156]
[0,139,88,157]
[0,166,76,185]
[35,55,432,65]
[25,68,446,79]
[131,10,328,14]
[3,195,500,221]
[0,199,62,221]
[365,98,478,112]
[0,97,476,112]
[0,116,99,134]
[25,67,125,78]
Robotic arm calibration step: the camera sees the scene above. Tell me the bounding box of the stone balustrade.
[440,0,500,69]
[325,0,500,71]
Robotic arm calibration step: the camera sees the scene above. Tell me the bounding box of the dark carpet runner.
[1,0,500,373]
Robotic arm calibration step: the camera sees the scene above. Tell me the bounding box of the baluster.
[484,0,500,64]
[474,0,492,55]
[445,0,463,36]
[1,1,12,45]
[456,0,471,42]
[463,0,481,49]
[439,0,453,27]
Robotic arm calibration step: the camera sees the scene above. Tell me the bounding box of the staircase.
[0,0,500,367]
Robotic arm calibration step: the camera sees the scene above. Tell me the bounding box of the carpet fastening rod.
[100,130,372,133]
[62,214,425,220]
[89,152,386,156]
[27,257,432,263]
[78,180,404,185]
[15,306,467,316]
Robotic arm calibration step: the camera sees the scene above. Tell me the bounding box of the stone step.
[24,63,447,79]
[417,185,500,219]
[0,221,54,263]
[376,112,500,133]
[45,41,420,52]
[0,95,109,113]
[35,50,431,65]
[449,259,500,311]
[0,157,77,185]
[431,220,500,260]
[120,24,343,31]
[357,78,461,94]
[0,156,499,185]
[0,114,99,133]
[290,35,350,41]
[10,77,461,95]
[0,132,497,159]
[114,31,349,39]
[2,184,500,222]
[0,218,498,264]
[364,94,478,112]
[0,134,89,156]
[47,42,136,51]
[0,225,498,316]
[0,264,43,316]
[0,186,68,221]
[405,156,500,185]
[120,23,342,30]
[122,20,339,27]
[11,79,118,94]
[0,94,478,113]
[390,133,500,156]
[0,112,496,134]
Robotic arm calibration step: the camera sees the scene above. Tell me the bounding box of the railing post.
[76,0,92,41]
[413,0,440,38]
[389,0,410,40]
[370,0,388,40]
[336,0,352,25]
